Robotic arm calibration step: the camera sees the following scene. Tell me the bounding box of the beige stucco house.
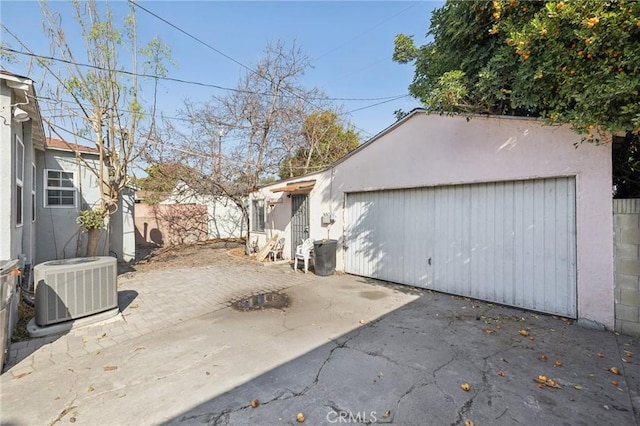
[250,109,613,329]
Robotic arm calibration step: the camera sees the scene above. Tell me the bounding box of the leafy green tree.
[394,0,640,136]
[279,110,359,178]
[394,0,640,196]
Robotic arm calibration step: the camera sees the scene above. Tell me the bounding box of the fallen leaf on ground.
[610,367,620,375]
[358,319,365,324]
[251,399,260,408]
[574,385,583,390]
[296,412,305,422]
[495,325,502,330]
[554,361,563,367]
[529,336,535,341]
[383,410,391,418]
[540,354,548,361]
[464,420,474,426]
[534,377,561,388]
[103,366,118,371]
[624,351,633,358]
[597,352,604,358]
[13,372,32,379]
[497,371,506,377]
[485,329,494,335]
[87,386,94,392]
[519,329,529,337]
[612,380,619,386]
[461,383,471,391]
[130,304,139,309]
[546,379,559,388]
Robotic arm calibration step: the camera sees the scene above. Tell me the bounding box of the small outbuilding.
[250,109,613,328]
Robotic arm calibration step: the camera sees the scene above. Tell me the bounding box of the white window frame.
[44,169,77,208]
[15,135,24,227]
[252,199,265,232]
[31,163,36,222]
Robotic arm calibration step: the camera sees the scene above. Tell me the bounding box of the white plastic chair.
[268,238,285,261]
[294,238,315,273]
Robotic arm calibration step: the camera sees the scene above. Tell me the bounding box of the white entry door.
[344,177,577,317]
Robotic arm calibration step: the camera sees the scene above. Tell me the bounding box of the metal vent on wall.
[34,257,118,327]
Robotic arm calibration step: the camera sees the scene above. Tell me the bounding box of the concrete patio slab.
[1,255,640,426]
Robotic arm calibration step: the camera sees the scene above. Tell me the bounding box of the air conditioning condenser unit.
[34,257,118,327]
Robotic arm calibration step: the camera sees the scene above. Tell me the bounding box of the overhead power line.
[128,0,252,74]
[1,47,405,103]
[126,0,380,137]
[348,95,409,114]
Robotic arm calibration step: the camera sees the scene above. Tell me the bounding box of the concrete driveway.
[2,249,640,425]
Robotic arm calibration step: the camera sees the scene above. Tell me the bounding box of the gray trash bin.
[313,239,337,276]
[1,259,20,368]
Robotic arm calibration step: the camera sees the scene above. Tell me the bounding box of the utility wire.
[314,2,421,61]
[126,1,378,137]
[348,94,409,114]
[128,0,252,74]
[1,47,405,103]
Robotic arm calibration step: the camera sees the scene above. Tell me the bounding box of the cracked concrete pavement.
[2,252,640,425]
[168,287,640,426]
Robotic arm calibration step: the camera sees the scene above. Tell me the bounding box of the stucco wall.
[161,184,246,240]
[253,113,614,328]
[614,199,640,336]
[109,187,136,262]
[35,149,104,263]
[0,81,15,261]
[135,203,208,247]
[0,79,38,265]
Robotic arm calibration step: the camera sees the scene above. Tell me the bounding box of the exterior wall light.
[13,107,30,122]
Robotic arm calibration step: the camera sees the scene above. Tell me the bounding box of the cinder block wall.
[614,199,640,335]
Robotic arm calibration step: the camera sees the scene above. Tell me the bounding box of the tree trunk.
[87,228,102,257]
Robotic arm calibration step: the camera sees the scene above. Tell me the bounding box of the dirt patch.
[228,246,251,260]
[129,239,246,273]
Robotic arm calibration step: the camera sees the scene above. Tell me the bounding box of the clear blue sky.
[1,1,441,140]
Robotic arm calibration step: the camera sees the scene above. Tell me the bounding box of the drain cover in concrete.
[232,292,290,311]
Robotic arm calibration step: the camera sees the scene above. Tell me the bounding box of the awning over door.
[271,180,315,193]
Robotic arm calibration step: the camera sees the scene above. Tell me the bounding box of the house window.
[31,164,36,221]
[16,186,23,226]
[15,136,24,226]
[252,199,265,232]
[45,170,76,207]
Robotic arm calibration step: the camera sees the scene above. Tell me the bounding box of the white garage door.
[344,177,577,317]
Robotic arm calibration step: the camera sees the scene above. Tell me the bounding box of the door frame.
[290,194,310,258]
